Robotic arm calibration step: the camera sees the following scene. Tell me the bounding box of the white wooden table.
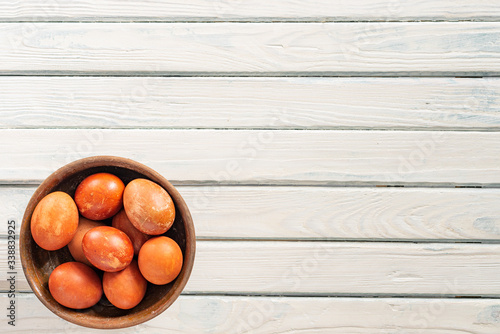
[1,1,500,332]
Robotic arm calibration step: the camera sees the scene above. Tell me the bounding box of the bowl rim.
[20,155,196,329]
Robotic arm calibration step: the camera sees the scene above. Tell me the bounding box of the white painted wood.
[1,1,499,333]
[1,0,499,21]
[4,186,500,240]
[2,77,500,130]
[188,241,500,295]
[1,23,500,75]
[5,240,500,295]
[2,294,500,333]
[1,129,499,185]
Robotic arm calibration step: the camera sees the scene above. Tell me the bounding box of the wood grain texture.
[2,294,500,333]
[2,0,499,332]
[1,23,500,75]
[2,77,500,130]
[3,186,500,241]
[188,241,500,296]
[1,0,500,21]
[4,240,500,295]
[1,129,500,185]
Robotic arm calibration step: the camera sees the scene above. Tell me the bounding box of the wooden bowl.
[20,156,196,329]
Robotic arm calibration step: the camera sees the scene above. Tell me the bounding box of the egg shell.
[31,191,79,251]
[138,236,183,285]
[103,260,147,310]
[112,209,150,255]
[75,173,125,220]
[67,217,104,267]
[82,226,134,272]
[49,262,102,309]
[123,178,175,235]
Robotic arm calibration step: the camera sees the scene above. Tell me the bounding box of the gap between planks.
[0,71,498,77]
[1,291,498,299]
[1,0,500,22]
[3,294,500,333]
[3,19,500,23]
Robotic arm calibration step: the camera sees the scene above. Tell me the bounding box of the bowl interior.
[20,157,195,329]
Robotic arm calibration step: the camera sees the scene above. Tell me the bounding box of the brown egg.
[112,209,150,255]
[103,260,147,310]
[49,262,102,309]
[138,236,183,285]
[67,217,104,266]
[31,191,79,251]
[123,178,175,235]
[75,173,125,220]
[82,226,134,272]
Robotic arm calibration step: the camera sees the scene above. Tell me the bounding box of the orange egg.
[138,236,183,285]
[112,209,150,255]
[67,217,104,266]
[103,260,147,309]
[82,226,133,272]
[49,262,102,309]
[75,173,125,220]
[123,178,175,235]
[31,191,79,251]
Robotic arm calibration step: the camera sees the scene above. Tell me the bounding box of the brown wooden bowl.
[20,156,195,329]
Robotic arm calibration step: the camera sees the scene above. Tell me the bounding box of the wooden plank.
[1,23,500,75]
[3,186,500,241]
[2,77,500,130]
[1,0,499,22]
[1,129,500,185]
[5,240,500,295]
[188,241,500,296]
[2,294,500,333]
